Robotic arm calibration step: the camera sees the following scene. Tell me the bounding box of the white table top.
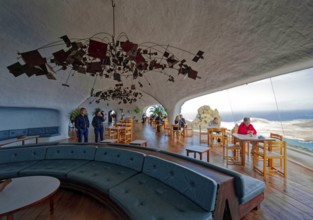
[232,133,275,142]
[129,140,147,144]
[186,145,210,152]
[0,176,60,214]
[100,139,118,143]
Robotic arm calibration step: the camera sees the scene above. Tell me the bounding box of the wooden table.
[232,134,275,166]
[0,176,60,220]
[0,135,39,148]
[207,128,226,147]
[186,145,210,162]
[129,140,147,147]
[107,127,126,142]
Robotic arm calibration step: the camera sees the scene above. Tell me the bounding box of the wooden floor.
[9,123,313,220]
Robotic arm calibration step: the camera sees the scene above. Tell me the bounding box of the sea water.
[220,109,313,122]
[284,138,313,153]
[225,110,313,153]
[186,109,313,153]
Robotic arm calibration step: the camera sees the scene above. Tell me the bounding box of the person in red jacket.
[238,117,257,153]
[238,117,257,135]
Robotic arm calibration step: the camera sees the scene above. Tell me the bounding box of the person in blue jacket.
[75,108,90,142]
[92,110,105,143]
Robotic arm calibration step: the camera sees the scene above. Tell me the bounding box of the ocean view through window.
[181,68,313,153]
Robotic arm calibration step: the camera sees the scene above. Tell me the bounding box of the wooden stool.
[186,146,210,162]
[100,139,118,144]
[129,140,147,147]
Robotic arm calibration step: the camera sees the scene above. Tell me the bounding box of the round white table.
[0,176,60,220]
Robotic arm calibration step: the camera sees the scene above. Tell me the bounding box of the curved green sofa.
[0,143,265,220]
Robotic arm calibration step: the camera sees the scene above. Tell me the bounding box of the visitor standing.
[75,108,90,143]
[92,110,105,143]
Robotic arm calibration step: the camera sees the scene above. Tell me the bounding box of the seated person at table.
[179,114,187,134]
[238,117,257,135]
[142,113,146,123]
[232,123,239,134]
[238,117,257,153]
[149,114,155,124]
[180,114,186,126]
[208,117,221,142]
[155,112,163,132]
[173,115,182,131]
[208,117,220,127]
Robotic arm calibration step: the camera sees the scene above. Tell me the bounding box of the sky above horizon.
[181,67,313,119]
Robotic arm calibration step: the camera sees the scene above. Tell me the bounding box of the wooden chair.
[151,119,156,128]
[163,125,171,136]
[185,125,194,137]
[258,133,283,147]
[224,132,242,165]
[199,126,207,143]
[253,141,287,178]
[171,124,181,138]
[118,122,130,127]
[104,127,117,139]
[270,133,283,141]
[208,128,225,147]
[155,121,163,133]
[269,133,284,167]
[119,127,132,143]
[162,118,169,129]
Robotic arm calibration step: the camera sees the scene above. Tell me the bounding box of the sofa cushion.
[45,126,59,135]
[240,175,265,204]
[45,145,96,160]
[0,161,39,179]
[202,162,245,198]
[142,155,217,212]
[9,129,28,138]
[159,150,266,204]
[186,159,265,204]
[68,161,138,193]
[0,130,9,140]
[0,147,47,164]
[95,147,145,172]
[110,173,213,220]
[19,159,89,178]
[28,127,46,136]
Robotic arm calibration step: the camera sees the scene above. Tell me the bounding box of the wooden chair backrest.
[171,124,180,129]
[208,127,226,135]
[270,133,283,141]
[264,140,286,155]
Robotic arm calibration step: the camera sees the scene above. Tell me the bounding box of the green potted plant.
[69,108,81,123]
[134,106,141,115]
[149,104,167,117]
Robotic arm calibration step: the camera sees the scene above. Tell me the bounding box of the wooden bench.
[0,135,39,148]
[186,145,210,162]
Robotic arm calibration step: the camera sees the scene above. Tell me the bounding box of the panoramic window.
[181,68,313,153]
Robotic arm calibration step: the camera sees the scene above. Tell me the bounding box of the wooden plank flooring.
[8,123,313,220]
[9,189,119,220]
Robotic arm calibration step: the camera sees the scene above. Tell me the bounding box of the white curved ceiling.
[1,0,313,113]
